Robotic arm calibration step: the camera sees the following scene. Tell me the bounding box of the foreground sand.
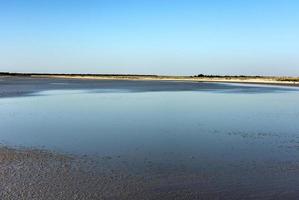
[1,146,299,200]
[0,147,146,200]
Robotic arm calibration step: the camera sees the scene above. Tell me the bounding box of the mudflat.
[1,147,299,200]
[0,76,298,98]
[1,77,299,200]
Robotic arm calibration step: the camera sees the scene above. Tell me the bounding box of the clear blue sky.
[0,0,299,76]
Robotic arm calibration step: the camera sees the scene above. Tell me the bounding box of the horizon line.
[0,72,298,78]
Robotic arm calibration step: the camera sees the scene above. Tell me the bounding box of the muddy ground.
[1,147,299,200]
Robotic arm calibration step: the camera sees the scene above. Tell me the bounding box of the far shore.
[1,72,299,87]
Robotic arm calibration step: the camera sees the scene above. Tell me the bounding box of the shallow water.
[1,80,299,198]
[1,82,299,157]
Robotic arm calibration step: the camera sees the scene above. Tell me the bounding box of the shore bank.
[23,75,299,87]
[1,73,299,87]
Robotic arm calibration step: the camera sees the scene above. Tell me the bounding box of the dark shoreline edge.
[1,72,299,87]
[1,76,299,98]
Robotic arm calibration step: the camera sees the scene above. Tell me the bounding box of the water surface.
[1,80,299,198]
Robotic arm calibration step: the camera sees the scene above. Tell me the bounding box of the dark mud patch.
[0,147,146,200]
[1,147,299,199]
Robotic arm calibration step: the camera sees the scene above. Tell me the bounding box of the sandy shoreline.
[34,75,299,87]
[1,74,299,87]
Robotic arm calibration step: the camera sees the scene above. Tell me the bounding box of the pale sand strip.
[31,75,299,87]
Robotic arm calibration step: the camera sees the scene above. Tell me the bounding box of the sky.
[0,0,299,76]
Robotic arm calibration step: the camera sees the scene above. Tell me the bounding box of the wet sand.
[0,147,148,200]
[1,146,299,200]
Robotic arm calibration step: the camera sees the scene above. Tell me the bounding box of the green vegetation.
[192,74,263,79]
[277,77,299,82]
[0,72,159,77]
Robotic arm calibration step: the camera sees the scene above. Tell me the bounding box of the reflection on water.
[1,82,299,198]
[1,84,299,160]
